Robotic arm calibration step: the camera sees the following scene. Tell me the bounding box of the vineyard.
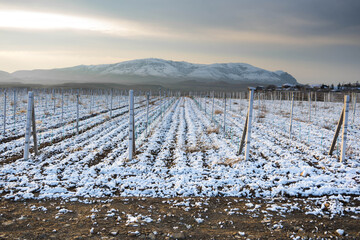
[1,88,360,239]
[0,89,359,201]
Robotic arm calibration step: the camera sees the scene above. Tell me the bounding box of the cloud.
[0,0,359,84]
[0,10,170,39]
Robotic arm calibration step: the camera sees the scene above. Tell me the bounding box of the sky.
[0,0,359,84]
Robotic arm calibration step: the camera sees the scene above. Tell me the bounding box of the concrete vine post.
[24,91,34,160]
[13,89,16,133]
[340,95,350,162]
[90,89,93,114]
[3,90,6,135]
[211,91,215,123]
[314,92,317,117]
[146,92,150,136]
[223,93,227,138]
[244,88,255,161]
[204,93,207,115]
[308,92,312,123]
[61,90,64,133]
[129,90,135,160]
[329,95,350,163]
[53,89,56,114]
[45,91,48,115]
[76,90,79,135]
[110,89,113,118]
[31,93,38,156]
[289,92,295,139]
[352,93,357,124]
[159,89,162,120]
[229,93,232,112]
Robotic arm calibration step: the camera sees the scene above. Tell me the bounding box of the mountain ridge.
[2,58,298,89]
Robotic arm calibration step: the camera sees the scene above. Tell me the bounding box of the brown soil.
[0,197,359,239]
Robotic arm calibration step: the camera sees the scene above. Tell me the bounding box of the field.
[0,89,359,239]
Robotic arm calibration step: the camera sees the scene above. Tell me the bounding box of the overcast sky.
[0,0,359,84]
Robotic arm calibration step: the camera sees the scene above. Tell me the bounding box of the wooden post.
[329,107,344,156]
[328,96,348,156]
[76,90,79,135]
[244,88,255,161]
[146,92,149,136]
[237,111,249,156]
[289,92,295,139]
[129,90,135,160]
[3,90,6,135]
[340,95,350,162]
[24,92,33,160]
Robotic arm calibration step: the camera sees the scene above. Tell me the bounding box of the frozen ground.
[0,92,359,218]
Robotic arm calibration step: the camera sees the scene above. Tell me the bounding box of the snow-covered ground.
[0,91,359,205]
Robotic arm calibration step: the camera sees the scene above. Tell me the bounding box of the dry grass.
[69,146,83,153]
[256,114,266,123]
[218,157,242,167]
[185,146,199,153]
[346,144,356,155]
[212,144,219,150]
[186,142,212,153]
[293,117,307,123]
[206,126,219,134]
[322,124,333,130]
[257,105,267,119]
[18,109,26,114]
[214,110,223,115]
[258,113,266,119]
[282,112,290,118]
[44,112,51,116]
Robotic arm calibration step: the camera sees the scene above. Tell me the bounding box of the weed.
[207,127,219,134]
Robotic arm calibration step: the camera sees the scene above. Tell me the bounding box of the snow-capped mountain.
[5,58,297,87]
[0,70,12,80]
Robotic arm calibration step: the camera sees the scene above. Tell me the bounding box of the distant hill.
[1,58,298,90]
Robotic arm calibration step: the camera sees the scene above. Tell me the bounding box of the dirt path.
[0,197,359,239]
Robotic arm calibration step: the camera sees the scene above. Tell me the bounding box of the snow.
[336,229,344,236]
[194,217,204,224]
[0,90,359,218]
